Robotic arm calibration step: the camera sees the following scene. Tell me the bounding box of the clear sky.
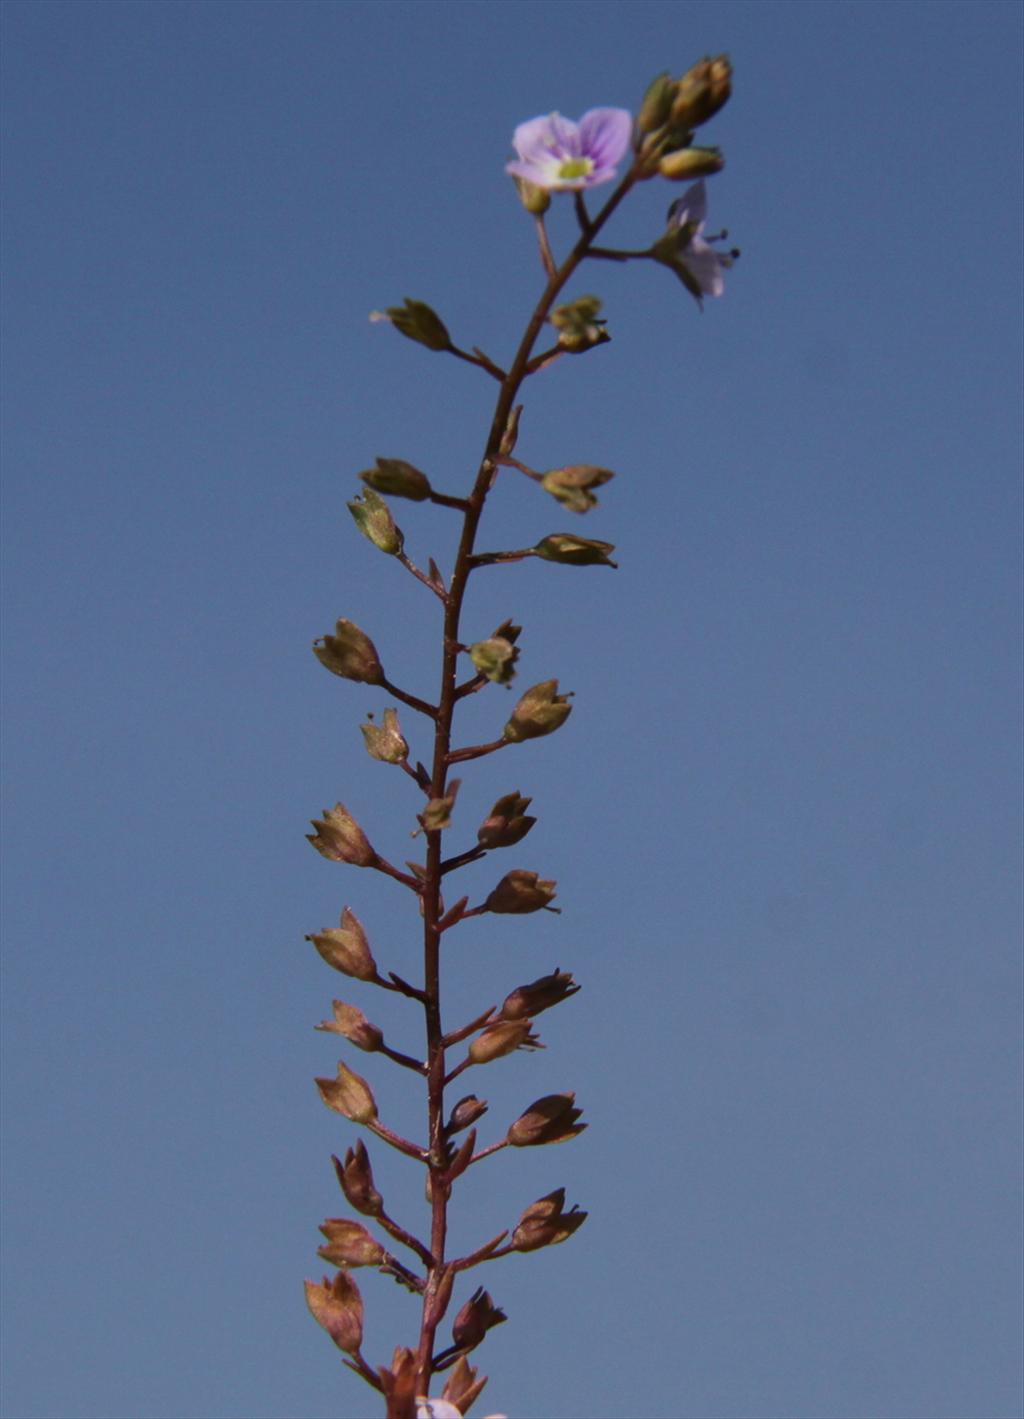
[2,3,1021,1417]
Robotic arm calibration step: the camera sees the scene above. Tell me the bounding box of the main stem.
[412,170,638,1397]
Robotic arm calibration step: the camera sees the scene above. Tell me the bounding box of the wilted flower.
[318,1217,386,1267]
[446,1095,489,1134]
[370,298,452,351]
[332,1140,382,1216]
[417,1401,507,1419]
[654,180,738,306]
[541,464,615,514]
[359,456,432,501]
[549,294,609,352]
[308,906,377,981]
[468,1018,543,1064]
[417,779,460,833]
[307,804,377,867]
[315,1000,384,1053]
[360,707,408,764]
[507,1092,586,1147]
[469,635,520,685]
[506,108,633,191]
[484,869,557,915]
[316,1061,378,1125]
[501,968,579,1020]
[313,619,384,684]
[304,1270,364,1355]
[452,1287,508,1350]
[503,680,572,743]
[347,487,404,556]
[512,1187,588,1252]
[477,791,535,849]
[534,533,617,567]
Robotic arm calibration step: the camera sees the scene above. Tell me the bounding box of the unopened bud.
[447,1095,489,1134]
[418,779,460,834]
[670,54,732,128]
[347,487,404,556]
[470,636,520,685]
[468,1018,543,1064]
[658,145,724,180]
[316,1000,384,1053]
[507,1092,586,1147]
[359,456,432,501]
[636,71,677,135]
[534,533,617,567]
[512,1187,588,1252]
[501,968,580,1020]
[514,176,551,215]
[313,618,384,684]
[541,464,615,514]
[477,791,535,849]
[332,1140,382,1216]
[484,869,557,915]
[307,804,377,867]
[452,1287,507,1351]
[304,1270,364,1354]
[308,906,377,981]
[360,707,408,764]
[369,297,452,352]
[503,680,573,743]
[549,294,609,353]
[318,1217,386,1267]
[316,1061,378,1125]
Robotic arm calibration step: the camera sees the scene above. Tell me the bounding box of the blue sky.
[2,3,1021,1417]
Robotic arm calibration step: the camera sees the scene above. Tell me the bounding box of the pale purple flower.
[664,179,738,304]
[506,108,633,191]
[416,1402,507,1419]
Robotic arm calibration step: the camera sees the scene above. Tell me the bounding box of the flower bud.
[359,456,432,501]
[332,1140,383,1216]
[533,534,617,567]
[307,804,377,866]
[418,779,460,834]
[446,1095,489,1134]
[308,907,377,980]
[318,1217,387,1267]
[507,1092,586,1147]
[636,71,677,135]
[484,869,557,915]
[316,1061,378,1125]
[468,1018,543,1064]
[347,487,404,556]
[501,968,580,1020]
[382,1347,419,1413]
[658,146,724,180]
[304,1270,364,1355]
[370,297,452,351]
[360,707,408,764]
[549,294,609,353]
[313,619,384,685]
[316,1000,384,1053]
[513,176,551,215]
[469,636,519,685]
[477,791,535,849]
[540,464,615,514]
[512,1187,588,1252]
[503,680,572,743]
[452,1287,507,1351]
[670,54,732,128]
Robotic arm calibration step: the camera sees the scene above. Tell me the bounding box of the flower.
[416,1402,507,1419]
[506,108,632,191]
[655,180,738,306]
